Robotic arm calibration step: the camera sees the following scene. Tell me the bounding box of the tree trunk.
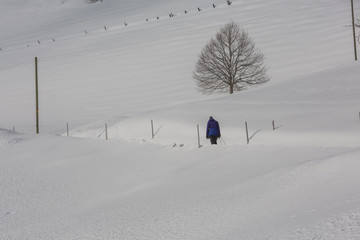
[229,84,234,94]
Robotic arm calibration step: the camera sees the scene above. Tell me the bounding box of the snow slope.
[1,0,360,239]
[2,135,360,239]
[0,0,357,132]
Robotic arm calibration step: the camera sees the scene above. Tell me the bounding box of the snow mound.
[0,128,25,147]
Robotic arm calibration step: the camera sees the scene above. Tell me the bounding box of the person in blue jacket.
[206,116,221,145]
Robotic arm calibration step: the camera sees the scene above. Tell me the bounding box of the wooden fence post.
[105,123,108,140]
[245,121,249,144]
[197,124,201,148]
[35,57,39,134]
[272,120,275,130]
[67,122,69,136]
[151,120,154,139]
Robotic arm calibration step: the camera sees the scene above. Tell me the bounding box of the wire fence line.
[4,117,282,148]
[0,1,234,64]
[4,111,360,148]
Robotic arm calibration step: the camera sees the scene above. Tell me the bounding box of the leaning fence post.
[197,124,201,148]
[151,120,154,139]
[245,121,249,144]
[272,120,275,130]
[105,123,108,140]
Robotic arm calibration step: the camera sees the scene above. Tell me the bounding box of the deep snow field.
[1,0,360,239]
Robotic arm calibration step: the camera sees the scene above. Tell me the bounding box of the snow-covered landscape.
[1,0,360,239]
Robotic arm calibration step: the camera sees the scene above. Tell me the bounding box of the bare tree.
[193,22,269,94]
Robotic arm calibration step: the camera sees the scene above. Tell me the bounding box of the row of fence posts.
[0,2,234,53]
[7,112,360,143]
[151,120,277,147]
[63,113,360,147]
[64,119,279,147]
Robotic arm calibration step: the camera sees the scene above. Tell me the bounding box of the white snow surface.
[1,0,360,239]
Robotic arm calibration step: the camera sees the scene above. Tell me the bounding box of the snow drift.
[1,0,360,239]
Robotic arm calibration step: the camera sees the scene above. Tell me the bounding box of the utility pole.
[35,57,39,134]
[351,0,358,61]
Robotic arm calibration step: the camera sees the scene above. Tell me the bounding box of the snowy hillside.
[0,0,357,133]
[1,0,360,239]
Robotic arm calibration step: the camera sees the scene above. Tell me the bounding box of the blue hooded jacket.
[206,117,221,137]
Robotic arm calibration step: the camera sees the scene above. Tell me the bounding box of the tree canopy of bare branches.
[193,22,270,94]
